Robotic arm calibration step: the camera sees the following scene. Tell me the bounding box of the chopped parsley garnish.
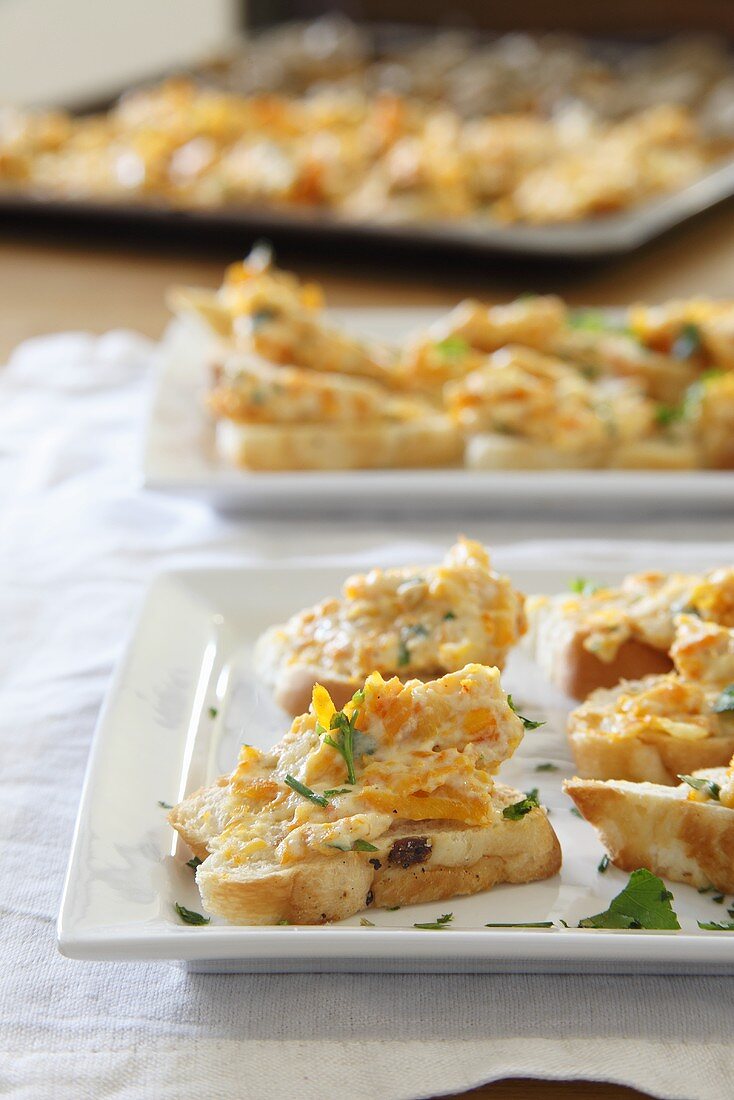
[525,787,539,801]
[360,917,375,927]
[570,807,583,818]
[251,307,278,330]
[503,792,540,820]
[598,854,610,874]
[443,610,457,621]
[284,774,329,807]
[655,403,684,428]
[569,577,601,596]
[507,694,545,730]
[435,336,470,359]
[352,839,379,852]
[385,905,401,911]
[174,903,210,926]
[397,624,429,667]
[671,322,702,360]
[578,868,680,930]
[568,309,609,332]
[323,788,351,797]
[712,894,725,904]
[698,921,734,931]
[277,919,289,925]
[698,885,714,894]
[321,689,371,785]
[186,856,202,871]
[157,800,173,809]
[484,921,554,928]
[207,706,218,719]
[414,912,453,930]
[397,637,410,666]
[713,685,734,714]
[536,762,558,773]
[678,774,721,800]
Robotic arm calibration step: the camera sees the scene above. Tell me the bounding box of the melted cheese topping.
[211,663,525,867]
[571,616,734,744]
[538,567,734,665]
[266,537,526,681]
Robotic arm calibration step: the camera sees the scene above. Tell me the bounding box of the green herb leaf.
[713,894,725,904]
[525,787,539,801]
[277,919,289,925]
[321,689,368,786]
[698,921,734,931]
[569,577,601,596]
[713,685,734,715]
[443,610,457,621]
[323,788,351,797]
[186,856,202,871]
[698,885,714,894]
[655,403,684,428]
[536,762,558,772]
[414,912,453,930]
[568,309,609,332]
[174,902,210,926]
[284,774,329,807]
[385,905,401,911]
[598,854,610,874]
[578,869,680,930]
[678,774,721,800]
[352,839,379,852]
[208,706,218,719]
[484,921,554,928]
[360,917,375,927]
[435,336,470,359]
[503,792,540,820]
[397,638,410,665]
[671,322,702,360]
[507,694,545,730]
[157,800,173,809]
[570,807,583,818]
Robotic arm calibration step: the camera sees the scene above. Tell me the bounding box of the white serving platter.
[142,308,733,514]
[58,553,734,973]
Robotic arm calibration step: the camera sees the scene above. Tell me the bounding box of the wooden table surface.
[3,202,731,1100]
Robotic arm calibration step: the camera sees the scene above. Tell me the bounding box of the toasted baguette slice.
[524,597,673,701]
[216,416,463,471]
[568,724,734,785]
[609,438,699,470]
[564,772,734,893]
[170,780,561,925]
[465,432,605,471]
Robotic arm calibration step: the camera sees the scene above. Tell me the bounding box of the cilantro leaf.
[598,854,610,873]
[174,903,210,926]
[284,774,329,807]
[698,921,734,931]
[569,577,601,596]
[443,610,456,621]
[352,839,379,852]
[578,869,680,930]
[414,913,453,930]
[713,685,734,715]
[507,694,545,730]
[360,917,375,927]
[678,774,721,800]
[671,322,702,360]
[503,792,540,820]
[157,800,173,809]
[484,921,554,928]
[321,689,368,785]
[435,336,470,359]
[570,807,583,818]
[655,404,684,428]
[186,856,202,871]
[536,762,558,773]
[208,706,218,719]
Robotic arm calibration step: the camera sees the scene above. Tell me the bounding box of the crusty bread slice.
[564,772,734,893]
[464,432,606,471]
[170,780,561,925]
[216,416,463,471]
[568,725,734,784]
[524,597,673,701]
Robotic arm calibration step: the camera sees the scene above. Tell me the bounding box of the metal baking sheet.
[3,152,734,258]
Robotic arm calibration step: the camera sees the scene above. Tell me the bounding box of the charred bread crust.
[564,774,734,894]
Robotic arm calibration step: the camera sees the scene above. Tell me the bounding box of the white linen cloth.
[1,331,733,1100]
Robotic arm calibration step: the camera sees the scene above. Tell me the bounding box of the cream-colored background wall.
[0,0,240,106]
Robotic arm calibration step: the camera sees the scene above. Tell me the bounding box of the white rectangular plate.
[142,309,732,513]
[59,552,734,972]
